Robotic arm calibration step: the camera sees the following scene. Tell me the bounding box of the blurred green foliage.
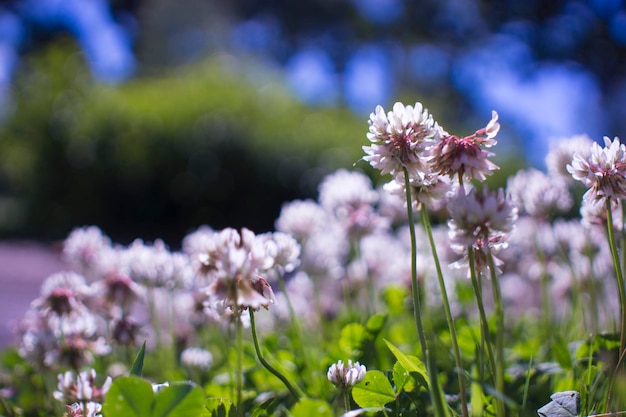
[0,40,368,243]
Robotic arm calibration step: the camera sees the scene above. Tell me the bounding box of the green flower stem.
[236,315,243,417]
[420,208,469,417]
[249,309,303,400]
[343,388,351,413]
[403,167,428,359]
[606,199,626,357]
[487,251,506,417]
[467,247,496,380]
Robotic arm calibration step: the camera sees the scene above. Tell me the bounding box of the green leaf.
[290,398,333,417]
[129,341,147,377]
[205,398,235,417]
[152,382,205,417]
[352,370,396,408]
[552,336,573,370]
[340,323,369,357]
[103,376,154,417]
[392,360,415,393]
[365,313,387,336]
[383,339,429,389]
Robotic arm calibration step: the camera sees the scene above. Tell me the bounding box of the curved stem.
[421,208,469,417]
[606,199,626,357]
[403,168,429,359]
[249,310,303,400]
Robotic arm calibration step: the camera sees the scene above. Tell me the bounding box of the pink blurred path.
[0,241,67,348]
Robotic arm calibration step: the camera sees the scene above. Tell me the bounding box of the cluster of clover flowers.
[11,101,626,416]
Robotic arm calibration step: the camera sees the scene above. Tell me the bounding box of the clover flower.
[507,168,573,218]
[429,111,500,182]
[32,272,94,316]
[447,187,517,273]
[65,401,103,417]
[327,360,366,388]
[181,347,214,371]
[62,226,112,277]
[199,228,277,312]
[123,239,194,289]
[275,199,329,243]
[54,368,112,404]
[383,170,455,211]
[545,134,593,182]
[567,136,626,204]
[363,102,443,179]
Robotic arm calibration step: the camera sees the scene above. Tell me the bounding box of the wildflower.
[91,271,143,315]
[62,226,112,276]
[32,272,93,316]
[275,199,328,242]
[318,169,387,238]
[447,187,517,273]
[567,136,626,204]
[327,360,367,388]
[429,111,500,182]
[363,102,443,178]
[123,239,194,289]
[181,347,213,371]
[200,228,277,312]
[65,401,103,417]
[383,171,454,211]
[506,168,573,218]
[54,369,112,404]
[545,134,593,182]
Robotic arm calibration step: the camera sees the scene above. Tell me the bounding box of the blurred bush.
[0,40,368,244]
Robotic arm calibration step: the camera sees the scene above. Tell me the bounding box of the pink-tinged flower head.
[327,359,366,388]
[54,369,112,404]
[200,227,277,312]
[447,187,517,273]
[567,136,626,204]
[363,102,443,178]
[430,111,500,182]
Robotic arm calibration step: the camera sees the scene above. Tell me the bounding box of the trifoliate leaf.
[351,370,396,408]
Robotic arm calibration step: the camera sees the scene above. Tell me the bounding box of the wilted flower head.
[430,111,500,182]
[327,359,366,388]
[567,136,626,204]
[363,102,443,178]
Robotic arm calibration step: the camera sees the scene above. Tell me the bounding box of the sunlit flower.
[429,111,500,182]
[62,226,112,277]
[447,187,517,273]
[200,228,277,311]
[363,102,443,178]
[567,136,626,204]
[327,359,367,388]
[383,171,454,211]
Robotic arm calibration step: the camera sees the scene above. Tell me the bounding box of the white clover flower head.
[275,199,328,242]
[567,136,626,204]
[54,369,112,404]
[385,170,455,211]
[447,186,518,263]
[181,347,214,371]
[363,102,443,178]
[65,401,103,417]
[327,359,367,388]
[506,168,573,218]
[259,232,301,273]
[62,226,112,273]
[33,272,93,316]
[429,111,500,182]
[545,134,593,182]
[123,239,194,289]
[201,228,277,312]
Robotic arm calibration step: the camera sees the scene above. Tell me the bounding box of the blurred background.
[0,0,624,245]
